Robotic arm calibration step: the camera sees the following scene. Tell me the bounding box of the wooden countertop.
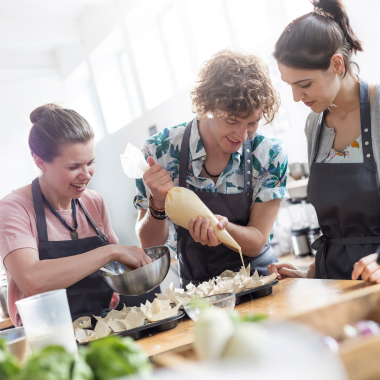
[0,314,13,330]
[137,278,372,357]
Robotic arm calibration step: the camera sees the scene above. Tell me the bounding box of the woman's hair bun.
[30,103,63,124]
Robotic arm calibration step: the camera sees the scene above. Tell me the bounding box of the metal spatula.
[99,266,117,276]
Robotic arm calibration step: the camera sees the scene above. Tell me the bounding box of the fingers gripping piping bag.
[165,187,244,268]
[120,144,244,268]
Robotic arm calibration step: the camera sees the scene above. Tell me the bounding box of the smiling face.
[278,62,341,113]
[207,108,263,154]
[38,139,96,202]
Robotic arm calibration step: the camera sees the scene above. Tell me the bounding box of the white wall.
[92,88,193,246]
[0,73,65,199]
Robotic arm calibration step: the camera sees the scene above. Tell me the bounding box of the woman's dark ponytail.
[313,0,363,53]
[274,0,362,77]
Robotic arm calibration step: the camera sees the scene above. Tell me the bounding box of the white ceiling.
[0,0,114,82]
[0,1,98,51]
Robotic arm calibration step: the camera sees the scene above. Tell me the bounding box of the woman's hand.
[143,156,174,209]
[113,245,152,269]
[109,292,120,309]
[352,253,380,283]
[188,215,228,247]
[267,262,308,280]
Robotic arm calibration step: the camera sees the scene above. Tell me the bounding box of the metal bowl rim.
[99,245,170,278]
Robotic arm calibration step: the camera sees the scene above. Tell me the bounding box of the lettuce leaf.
[84,336,151,380]
[0,338,20,380]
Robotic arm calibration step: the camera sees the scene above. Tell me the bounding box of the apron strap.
[311,113,324,164]
[32,177,108,244]
[77,199,109,243]
[312,77,372,164]
[312,234,380,279]
[243,138,253,191]
[179,120,192,188]
[32,177,48,243]
[359,78,374,162]
[179,119,253,190]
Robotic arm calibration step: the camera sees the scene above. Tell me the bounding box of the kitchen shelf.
[287,178,308,199]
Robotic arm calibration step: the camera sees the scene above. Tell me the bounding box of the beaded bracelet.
[149,194,166,215]
[149,207,168,220]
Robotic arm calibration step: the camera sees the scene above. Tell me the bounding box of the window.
[126,0,175,110]
[64,62,105,141]
[185,0,233,64]
[158,6,193,91]
[89,27,141,134]
[118,50,142,121]
[224,0,272,50]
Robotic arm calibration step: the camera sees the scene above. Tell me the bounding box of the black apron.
[308,79,380,279]
[32,178,114,320]
[177,121,277,287]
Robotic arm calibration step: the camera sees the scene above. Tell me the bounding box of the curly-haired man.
[134,49,289,287]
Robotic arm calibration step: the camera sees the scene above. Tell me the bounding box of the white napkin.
[120,143,150,179]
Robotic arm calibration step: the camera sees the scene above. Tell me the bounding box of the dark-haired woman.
[0,104,152,325]
[268,0,380,282]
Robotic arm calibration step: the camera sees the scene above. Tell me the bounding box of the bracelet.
[149,194,165,214]
[149,208,168,220]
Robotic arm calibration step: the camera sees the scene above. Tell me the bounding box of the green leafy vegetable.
[16,345,74,380]
[0,333,150,380]
[71,356,94,380]
[0,338,20,380]
[240,314,268,323]
[84,336,151,380]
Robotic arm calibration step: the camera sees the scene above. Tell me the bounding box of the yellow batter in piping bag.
[165,187,245,268]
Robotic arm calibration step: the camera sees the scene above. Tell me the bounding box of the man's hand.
[143,156,173,209]
[188,215,228,247]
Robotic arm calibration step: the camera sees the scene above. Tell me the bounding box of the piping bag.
[121,143,244,267]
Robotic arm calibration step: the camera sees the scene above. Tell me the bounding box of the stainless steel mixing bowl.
[99,245,170,296]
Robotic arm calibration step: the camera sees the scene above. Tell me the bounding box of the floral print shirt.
[133,119,289,254]
[322,136,363,163]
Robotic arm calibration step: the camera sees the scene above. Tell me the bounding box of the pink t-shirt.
[0,189,119,325]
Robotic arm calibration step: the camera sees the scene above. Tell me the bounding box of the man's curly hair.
[191,49,280,124]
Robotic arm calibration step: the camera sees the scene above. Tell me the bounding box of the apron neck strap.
[32,177,108,243]
[179,120,192,188]
[312,113,324,164]
[32,177,48,242]
[359,78,374,162]
[313,77,373,163]
[77,199,108,242]
[243,138,253,191]
[179,119,253,191]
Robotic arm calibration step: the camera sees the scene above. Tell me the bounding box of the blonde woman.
[0,104,151,325]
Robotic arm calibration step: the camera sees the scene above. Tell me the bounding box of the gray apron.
[32,178,113,320]
[177,120,277,288]
[308,79,380,279]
